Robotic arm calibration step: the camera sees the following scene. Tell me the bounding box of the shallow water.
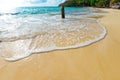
[0,7,107,61]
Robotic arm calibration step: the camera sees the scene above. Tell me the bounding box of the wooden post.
[109,1,112,8]
[61,5,65,19]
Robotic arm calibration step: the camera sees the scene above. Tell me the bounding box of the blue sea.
[0,6,90,15]
[0,7,94,41]
[0,7,106,61]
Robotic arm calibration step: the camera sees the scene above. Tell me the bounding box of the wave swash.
[0,8,107,61]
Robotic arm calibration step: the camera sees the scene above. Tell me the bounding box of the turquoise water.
[0,7,93,41]
[0,7,107,61]
[0,7,90,15]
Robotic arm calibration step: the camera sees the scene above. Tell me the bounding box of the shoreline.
[0,8,107,61]
[0,8,120,80]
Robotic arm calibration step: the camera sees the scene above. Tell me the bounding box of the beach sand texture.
[0,9,120,80]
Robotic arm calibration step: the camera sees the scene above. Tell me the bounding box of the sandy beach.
[0,8,120,80]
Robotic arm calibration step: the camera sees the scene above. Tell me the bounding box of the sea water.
[0,7,106,61]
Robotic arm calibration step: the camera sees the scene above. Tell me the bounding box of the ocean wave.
[0,7,107,61]
[0,18,107,61]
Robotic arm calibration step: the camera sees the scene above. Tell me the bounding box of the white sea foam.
[0,17,107,61]
[0,7,107,61]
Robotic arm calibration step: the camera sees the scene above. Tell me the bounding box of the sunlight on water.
[0,0,24,13]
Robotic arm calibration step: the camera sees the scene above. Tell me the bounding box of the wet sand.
[0,9,120,80]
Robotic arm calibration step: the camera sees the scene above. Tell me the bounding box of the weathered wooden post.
[61,5,65,19]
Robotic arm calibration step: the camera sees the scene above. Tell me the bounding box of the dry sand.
[0,9,120,80]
